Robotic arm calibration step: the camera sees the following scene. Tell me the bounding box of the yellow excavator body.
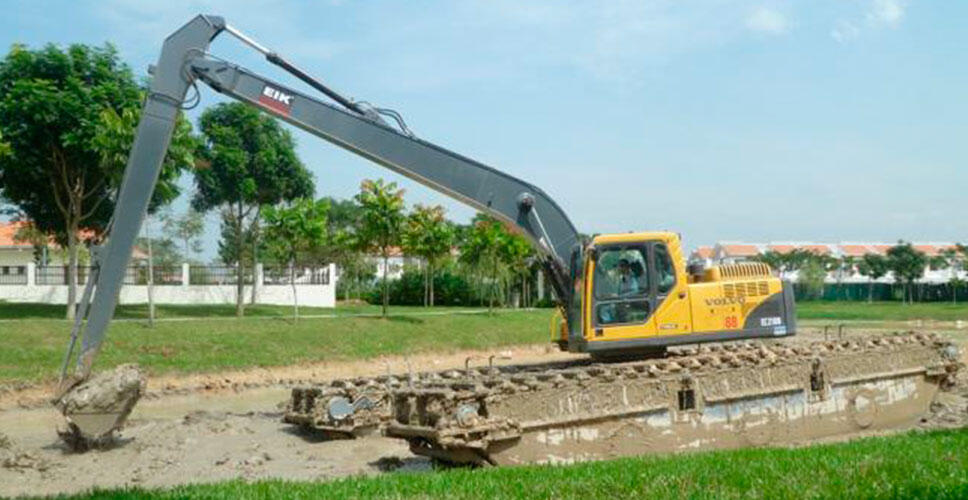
[557,231,795,356]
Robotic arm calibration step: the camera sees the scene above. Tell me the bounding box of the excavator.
[54,15,960,465]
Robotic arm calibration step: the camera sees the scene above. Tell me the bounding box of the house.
[0,221,35,267]
[713,243,761,264]
[687,240,964,284]
[688,246,715,268]
[367,246,416,280]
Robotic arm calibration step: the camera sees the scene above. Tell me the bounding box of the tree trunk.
[382,252,389,318]
[429,260,435,307]
[488,255,496,315]
[66,224,78,321]
[235,204,245,318]
[250,206,260,305]
[290,258,298,322]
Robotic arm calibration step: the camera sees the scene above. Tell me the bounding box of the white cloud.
[868,0,905,27]
[831,0,906,43]
[831,20,860,43]
[746,7,789,35]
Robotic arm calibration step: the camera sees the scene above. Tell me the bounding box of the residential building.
[687,241,964,284]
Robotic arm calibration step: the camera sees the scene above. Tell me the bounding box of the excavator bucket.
[53,364,146,450]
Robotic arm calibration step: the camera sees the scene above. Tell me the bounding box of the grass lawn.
[1,300,965,385]
[797,301,968,322]
[0,301,476,320]
[0,306,552,384]
[56,428,968,499]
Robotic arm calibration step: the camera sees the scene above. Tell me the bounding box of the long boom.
[64,15,581,380]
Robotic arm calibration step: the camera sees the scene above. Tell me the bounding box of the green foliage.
[402,204,455,306]
[194,102,313,316]
[135,236,182,267]
[0,42,195,318]
[752,250,787,274]
[355,179,406,317]
[460,214,513,312]
[501,230,536,307]
[263,198,328,266]
[164,208,205,261]
[93,104,197,212]
[193,102,313,213]
[797,258,827,299]
[0,43,193,237]
[263,198,329,320]
[366,264,481,307]
[0,130,10,158]
[216,209,265,266]
[887,241,928,303]
[309,197,372,300]
[857,253,889,281]
[857,253,890,302]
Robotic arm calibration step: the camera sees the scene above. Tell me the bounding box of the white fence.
[0,263,337,307]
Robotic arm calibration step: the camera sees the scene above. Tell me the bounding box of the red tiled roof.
[0,221,102,249]
[869,245,891,255]
[801,245,830,255]
[693,246,714,259]
[914,245,941,257]
[840,245,872,257]
[767,244,796,254]
[720,244,760,257]
[0,221,31,248]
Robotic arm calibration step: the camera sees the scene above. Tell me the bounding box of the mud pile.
[54,364,146,450]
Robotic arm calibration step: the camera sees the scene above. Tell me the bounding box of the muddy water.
[0,345,575,498]
[0,387,426,498]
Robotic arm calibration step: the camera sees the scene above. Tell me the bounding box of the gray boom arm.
[65,14,581,381]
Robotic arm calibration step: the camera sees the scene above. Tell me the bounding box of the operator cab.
[577,232,690,351]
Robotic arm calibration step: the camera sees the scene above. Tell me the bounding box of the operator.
[617,258,640,295]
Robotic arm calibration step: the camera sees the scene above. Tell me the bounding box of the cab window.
[592,246,650,326]
[654,243,677,294]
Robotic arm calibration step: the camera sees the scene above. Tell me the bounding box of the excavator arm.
[60,15,582,390]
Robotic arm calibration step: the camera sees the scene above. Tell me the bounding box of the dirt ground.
[0,344,577,498]
[0,329,965,498]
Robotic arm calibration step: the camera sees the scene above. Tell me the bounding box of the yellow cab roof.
[591,231,679,245]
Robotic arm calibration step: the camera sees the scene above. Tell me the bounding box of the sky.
[3,0,966,259]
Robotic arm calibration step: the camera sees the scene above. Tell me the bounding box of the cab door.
[584,243,658,341]
[649,241,692,336]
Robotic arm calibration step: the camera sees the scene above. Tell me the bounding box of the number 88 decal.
[724,316,739,328]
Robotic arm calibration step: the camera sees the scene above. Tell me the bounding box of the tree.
[940,247,965,304]
[886,242,927,304]
[753,250,788,277]
[164,208,205,262]
[355,179,406,317]
[193,102,314,317]
[798,258,827,300]
[502,232,535,308]
[834,256,856,300]
[0,130,9,158]
[856,253,889,303]
[263,198,328,321]
[307,196,372,301]
[402,204,455,307]
[0,43,195,319]
[460,214,511,313]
